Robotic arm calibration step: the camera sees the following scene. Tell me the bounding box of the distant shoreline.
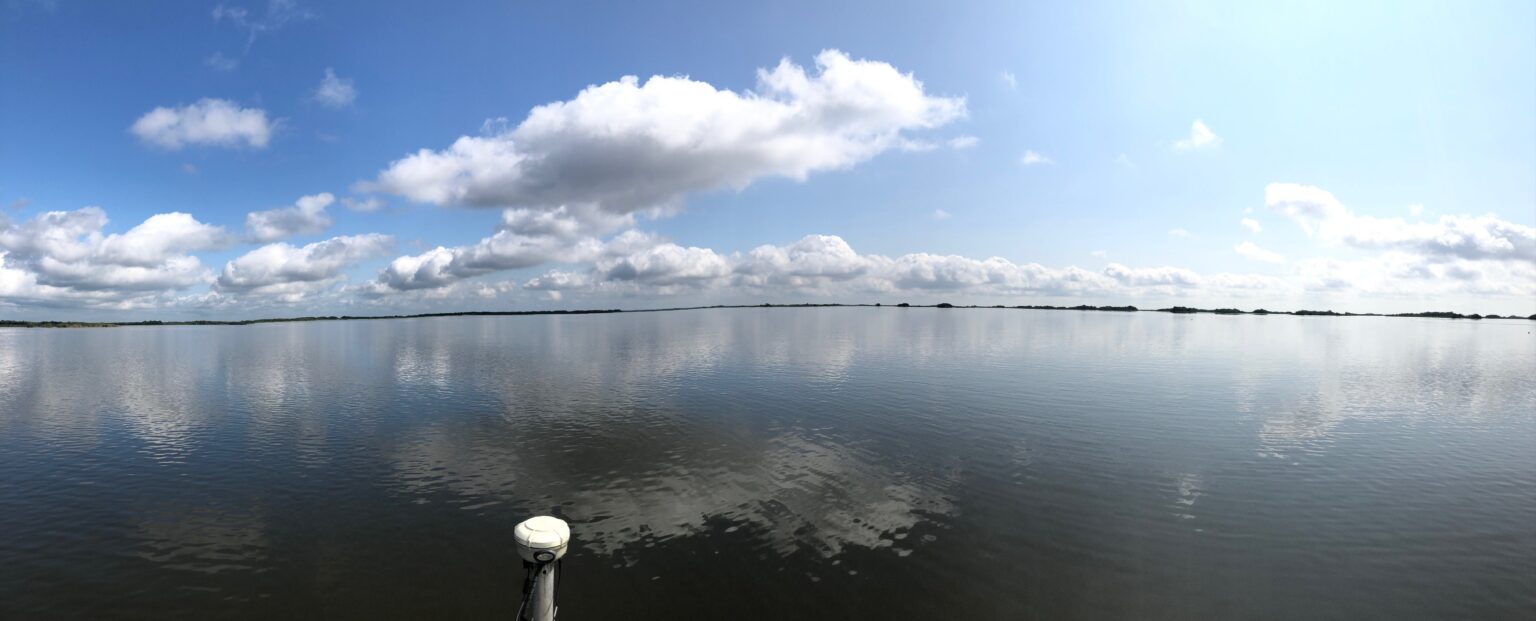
[2,303,1533,329]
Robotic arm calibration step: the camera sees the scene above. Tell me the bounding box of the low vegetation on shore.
[3,303,1531,329]
[0,309,621,329]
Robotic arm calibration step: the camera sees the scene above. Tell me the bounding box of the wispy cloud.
[932,209,952,221]
[1234,241,1285,264]
[6,0,59,16]
[1169,227,1191,237]
[203,52,240,72]
[999,70,1016,90]
[341,197,384,213]
[1020,150,1053,166]
[1172,119,1221,151]
[206,0,316,71]
[313,68,357,108]
[1241,218,1262,233]
[1267,183,1535,261]
[900,135,979,152]
[947,135,979,150]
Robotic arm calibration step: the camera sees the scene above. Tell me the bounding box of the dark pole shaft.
[522,562,558,621]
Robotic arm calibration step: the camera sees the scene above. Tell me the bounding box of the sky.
[2,0,1534,320]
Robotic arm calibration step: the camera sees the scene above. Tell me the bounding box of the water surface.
[2,308,1533,619]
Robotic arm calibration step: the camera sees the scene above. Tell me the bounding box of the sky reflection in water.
[1,309,1533,619]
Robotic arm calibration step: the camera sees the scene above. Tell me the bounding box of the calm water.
[1,308,1533,620]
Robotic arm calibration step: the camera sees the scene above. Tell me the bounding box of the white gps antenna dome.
[514,515,571,564]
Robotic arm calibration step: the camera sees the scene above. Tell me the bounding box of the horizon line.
[2,303,1532,329]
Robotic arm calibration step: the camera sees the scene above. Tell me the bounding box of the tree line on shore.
[3,303,1531,329]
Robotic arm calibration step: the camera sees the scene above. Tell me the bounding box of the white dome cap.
[514,516,571,563]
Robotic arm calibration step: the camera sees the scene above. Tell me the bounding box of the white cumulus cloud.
[216,233,393,298]
[521,234,1230,300]
[363,50,965,215]
[245,192,335,242]
[1103,263,1203,287]
[1241,218,1262,233]
[734,234,874,288]
[595,242,734,287]
[467,187,1526,309]
[130,99,275,150]
[0,207,229,304]
[368,206,624,292]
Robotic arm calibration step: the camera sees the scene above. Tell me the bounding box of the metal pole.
[515,516,570,621]
[524,561,558,621]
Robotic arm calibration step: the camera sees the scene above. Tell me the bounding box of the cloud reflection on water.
[384,311,956,559]
[0,310,1532,620]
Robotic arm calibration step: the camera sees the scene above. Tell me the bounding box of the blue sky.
[2,0,1533,319]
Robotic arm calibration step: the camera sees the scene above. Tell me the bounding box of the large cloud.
[216,234,394,298]
[245,193,335,242]
[363,50,964,214]
[1266,183,1536,261]
[130,99,275,150]
[0,207,230,306]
